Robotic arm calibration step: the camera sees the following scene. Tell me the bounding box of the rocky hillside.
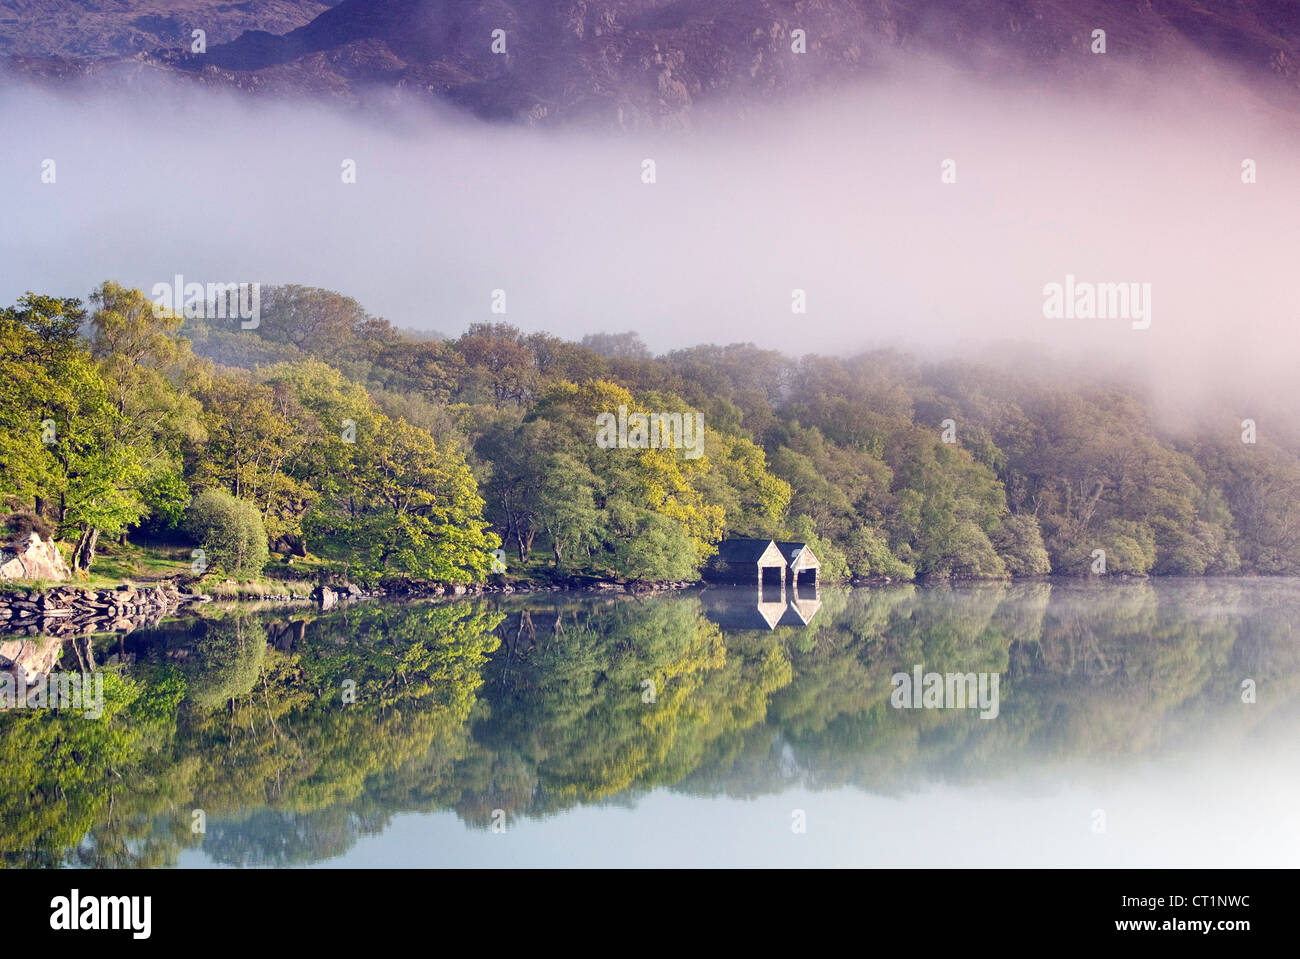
[0,0,338,58]
[3,0,1299,123]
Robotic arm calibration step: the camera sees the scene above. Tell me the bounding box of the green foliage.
[1097,519,1158,575]
[5,282,1300,583]
[475,378,731,581]
[843,525,915,580]
[990,514,1051,576]
[274,367,497,582]
[0,294,88,501]
[185,489,270,579]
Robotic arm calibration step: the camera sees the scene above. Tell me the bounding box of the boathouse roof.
[775,541,820,571]
[715,538,786,567]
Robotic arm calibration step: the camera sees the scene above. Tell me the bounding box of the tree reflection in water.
[1,579,1296,866]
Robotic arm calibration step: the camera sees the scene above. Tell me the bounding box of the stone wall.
[0,583,208,639]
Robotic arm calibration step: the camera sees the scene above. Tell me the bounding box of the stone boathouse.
[706,537,821,592]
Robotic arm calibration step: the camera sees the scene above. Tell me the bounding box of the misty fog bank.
[1,60,1296,412]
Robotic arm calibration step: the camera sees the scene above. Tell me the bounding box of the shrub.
[184,489,269,579]
[3,508,55,546]
[844,525,916,581]
[991,513,1052,576]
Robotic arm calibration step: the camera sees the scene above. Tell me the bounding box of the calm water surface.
[4,580,1298,867]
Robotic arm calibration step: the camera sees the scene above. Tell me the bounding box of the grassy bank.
[3,538,321,601]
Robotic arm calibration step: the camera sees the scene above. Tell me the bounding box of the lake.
[3,579,1297,867]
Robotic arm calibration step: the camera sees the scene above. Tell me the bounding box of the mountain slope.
[0,0,339,58]
[3,0,1299,124]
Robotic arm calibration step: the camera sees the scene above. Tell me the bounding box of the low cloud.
[1,57,1296,411]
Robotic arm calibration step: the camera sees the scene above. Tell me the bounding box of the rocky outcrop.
[311,582,380,609]
[0,532,71,582]
[311,584,339,610]
[0,583,209,638]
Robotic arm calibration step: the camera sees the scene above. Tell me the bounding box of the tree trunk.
[515,526,535,562]
[72,526,100,572]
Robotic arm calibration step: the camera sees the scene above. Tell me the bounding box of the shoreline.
[3,569,1285,641]
[0,574,701,638]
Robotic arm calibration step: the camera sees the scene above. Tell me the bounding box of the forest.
[4,281,1299,585]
